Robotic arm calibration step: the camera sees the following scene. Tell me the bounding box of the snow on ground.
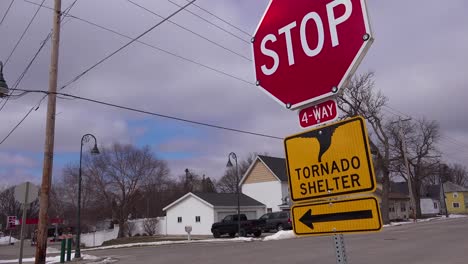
[0,254,110,264]
[82,237,255,251]
[0,236,18,246]
[46,247,60,254]
[448,214,467,218]
[383,214,467,227]
[263,231,297,241]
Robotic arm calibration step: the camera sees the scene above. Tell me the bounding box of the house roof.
[193,192,265,207]
[423,185,441,200]
[443,181,468,192]
[163,192,265,211]
[390,182,409,195]
[257,155,288,182]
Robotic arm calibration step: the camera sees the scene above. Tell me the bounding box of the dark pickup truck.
[211,214,264,238]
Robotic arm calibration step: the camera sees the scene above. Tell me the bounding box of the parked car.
[211,214,263,238]
[258,211,292,232]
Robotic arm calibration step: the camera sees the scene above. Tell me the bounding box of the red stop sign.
[252,0,373,110]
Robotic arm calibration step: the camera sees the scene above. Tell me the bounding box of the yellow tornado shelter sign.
[285,116,376,202]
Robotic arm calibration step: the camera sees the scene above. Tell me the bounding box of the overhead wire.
[24,0,255,86]
[58,0,197,91]
[3,0,47,66]
[0,89,283,146]
[126,0,251,61]
[0,1,79,145]
[187,1,251,37]
[167,0,251,44]
[0,0,16,27]
[0,1,77,113]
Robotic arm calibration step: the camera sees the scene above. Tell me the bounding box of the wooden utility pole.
[35,0,61,263]
[397,117,417,222]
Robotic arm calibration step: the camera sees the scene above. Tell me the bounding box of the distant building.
[443,182,468,214]
[239,155,290,212]
[163,192,265,235]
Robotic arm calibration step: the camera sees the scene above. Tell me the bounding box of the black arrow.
[299,209,373,229]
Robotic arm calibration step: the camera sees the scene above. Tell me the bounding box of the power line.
[24,1,254,86]
[59,0,197,91]
[167,0,250,44]
[0,89,283,146]
[0,0,16,27]
[3,0,47,66]
[0,1,78,113]
[127,0,251,61]
[0,94,46,145]
[188,1,251,37]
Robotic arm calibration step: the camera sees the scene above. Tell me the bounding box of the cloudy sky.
[0,0,467,187]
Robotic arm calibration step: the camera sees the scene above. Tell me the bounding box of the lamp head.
[226,158,233,168]
[91,144,100,155]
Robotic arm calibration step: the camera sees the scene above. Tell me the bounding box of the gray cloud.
[0,0,467,185]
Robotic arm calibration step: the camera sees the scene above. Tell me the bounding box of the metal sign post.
[14,182,39,264]
[333,234,348,264]
[18,183,30,264]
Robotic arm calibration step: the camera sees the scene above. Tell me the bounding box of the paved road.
[87,218,468,264]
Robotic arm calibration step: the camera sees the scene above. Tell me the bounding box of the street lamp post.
[75,134,100,259]
[0,61,9,96]
[226,152,240,237]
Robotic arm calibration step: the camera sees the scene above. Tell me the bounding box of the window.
[279,212,288,218]
[453,193,459,198]
[267,208,273,213]
[389,207,395,212]
[453,202,460,208]
[177,217,182,223]
[195,216,201,222]
[434,202,438,209]
[401,202,406,212]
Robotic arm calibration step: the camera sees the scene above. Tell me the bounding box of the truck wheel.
[229,233,235,238]
[213,230,221,238]
[239,229,247,237]
[277,224,284,231]
[253,230,262,237]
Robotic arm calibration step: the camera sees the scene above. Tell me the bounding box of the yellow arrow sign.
[292,196,382,236]
[284,116,376,202]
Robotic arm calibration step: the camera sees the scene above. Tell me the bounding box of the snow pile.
[83,237,254,251]
[0,236,17,245]
[263,231,296,241]
[448,214,467,218]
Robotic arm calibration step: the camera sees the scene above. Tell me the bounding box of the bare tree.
[217,153,258,193]
[388,118,441,218]
[201,176,217,193]
[86,143,169,238]
[337,72,392,224]
[143,218,159,236]
[448,164,468,187]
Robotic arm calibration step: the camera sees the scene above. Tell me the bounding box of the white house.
[163,192,266,235]
[420,185,442,216]
[239,155,290,212]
